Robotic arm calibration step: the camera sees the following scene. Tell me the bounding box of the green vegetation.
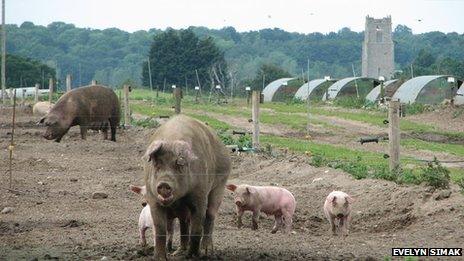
[7,22,464,90]
[402,139,464,157]
[132,117,159,128]
[142,29,226,88]
[2,54,55,88]
[419,158,450,189]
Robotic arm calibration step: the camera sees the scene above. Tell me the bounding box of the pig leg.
[236,207,244,228]
[151,205,168,261]
[252,209,260,230]
[201,185,225,256]
[171,210,190,256]
[80,126,87,140]
[342,215,350,236]
[338,217,345,236]
[282,212,293,234]
[166,216,174,252]
[271,215,283,234]
[102,128,108,140]
[109,118,117,142]
[139,225,148,246]
[187,196,207,258]
[329,216,337,236]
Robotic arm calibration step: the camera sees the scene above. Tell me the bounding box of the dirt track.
[1,110,464,260]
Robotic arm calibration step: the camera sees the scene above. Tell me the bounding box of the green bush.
[132,117,159,128]
[419,158,450,189]
[404,103,426,115]
[333,97,367,109]
[455,176,464,193]
[310,154,328,167]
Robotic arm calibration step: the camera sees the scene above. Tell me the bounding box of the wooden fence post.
[48,78,54,103]
[252,90,260,150]
[91,80,97,85]
[34,83,39,103]
[21,89,26,106]
[174,87,182,114]
[66,74,72,92]
[388,100,400,171]
[123,85,130,127]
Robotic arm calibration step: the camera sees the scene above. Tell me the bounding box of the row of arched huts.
[263,75,464,105]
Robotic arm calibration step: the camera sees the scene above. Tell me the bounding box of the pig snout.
[156,182,174,204]
[336,213,344,218]
[234,197,243,207]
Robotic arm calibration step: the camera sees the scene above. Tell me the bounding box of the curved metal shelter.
[294,79,331,100]
[392,75,448,103]
[326,77,374,100]
[365,79,398,102]
[262,78,294,102]
[455,82,464,105]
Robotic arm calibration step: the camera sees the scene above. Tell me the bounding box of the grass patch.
[401,139,464,157]
[131,103,174,117]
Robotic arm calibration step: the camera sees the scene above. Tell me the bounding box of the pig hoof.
[201,237,214,256]
[171,248,187,256]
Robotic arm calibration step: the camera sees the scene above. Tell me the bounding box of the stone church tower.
[361,16,394,80]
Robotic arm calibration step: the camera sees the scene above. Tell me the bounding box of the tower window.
[375,26,383,42]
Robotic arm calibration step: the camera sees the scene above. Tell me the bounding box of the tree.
[1,54,56,88]
[247,63,292,90]
[141,29,227,91]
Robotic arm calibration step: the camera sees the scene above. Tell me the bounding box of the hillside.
[5,22,464,88]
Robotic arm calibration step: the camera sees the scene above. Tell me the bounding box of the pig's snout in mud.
[43,132,54,140]
[156,182,174,205]
[234,199,243,207]
[336,213,344,218]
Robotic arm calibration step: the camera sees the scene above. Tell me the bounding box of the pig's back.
[258,186,296,215]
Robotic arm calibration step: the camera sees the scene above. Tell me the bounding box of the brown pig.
[143,115,231,260]
[38,85,120,142]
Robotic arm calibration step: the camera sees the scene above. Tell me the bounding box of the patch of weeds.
[333,97,367,109]
[310,154,328,167]
[397,169,421,185]
[452,108,464,118]
[218,131,235,145]
[404,103,427,115]
[326,156,369,179]
[236,134,252,149]
[419,158,450,189]
[372,166,398,182]
[132,117,159,128]
[456,177,464,194]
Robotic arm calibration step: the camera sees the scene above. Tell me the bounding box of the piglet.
[130,185,154,246]
[130,185,176,250]
[226,184,296,233]
[323,191,354,236]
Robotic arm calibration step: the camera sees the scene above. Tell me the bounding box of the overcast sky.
[9,0,464,34]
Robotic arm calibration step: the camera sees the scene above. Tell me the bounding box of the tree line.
[4,21,464,91]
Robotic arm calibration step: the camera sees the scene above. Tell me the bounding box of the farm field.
[1,92,464,260]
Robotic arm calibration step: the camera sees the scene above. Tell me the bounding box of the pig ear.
[37,116,46,125]
[246,186,256,194]
[226,184,237,191]
[143,140,165,162]
[129,185,143,195]
[345,195,354,204]
[174,140,198,166]
[331,195,337,204]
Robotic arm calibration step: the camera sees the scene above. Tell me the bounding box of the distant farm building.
[325,77,379,100]
[455,82,464,105]
[365,79,403,102]
[262,78,295,102]
[294,79,336,101]
[392,75,460,104]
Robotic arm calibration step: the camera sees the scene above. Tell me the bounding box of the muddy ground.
[1,109,464,260]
